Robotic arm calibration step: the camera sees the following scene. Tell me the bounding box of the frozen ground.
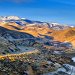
[72,57,75,62]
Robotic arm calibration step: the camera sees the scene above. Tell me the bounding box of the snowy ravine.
[43,64,75,75]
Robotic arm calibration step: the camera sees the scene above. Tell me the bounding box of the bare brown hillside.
[0,22,75,47]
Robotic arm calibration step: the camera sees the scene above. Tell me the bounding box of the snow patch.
[72,57,75,62]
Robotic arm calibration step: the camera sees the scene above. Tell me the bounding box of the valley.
[0,16,75,75]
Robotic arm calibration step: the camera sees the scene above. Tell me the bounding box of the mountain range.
[0,16,74,47]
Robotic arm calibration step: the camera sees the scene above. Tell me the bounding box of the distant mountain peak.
[0,16,20,20]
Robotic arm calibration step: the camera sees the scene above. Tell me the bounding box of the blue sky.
[0,0,75,25]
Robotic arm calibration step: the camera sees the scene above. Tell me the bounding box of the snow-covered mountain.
[0,16,74,30]
[0,16,20,20]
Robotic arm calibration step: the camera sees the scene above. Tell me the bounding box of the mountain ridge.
[0,16,73,30]
[0,16,75,47]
